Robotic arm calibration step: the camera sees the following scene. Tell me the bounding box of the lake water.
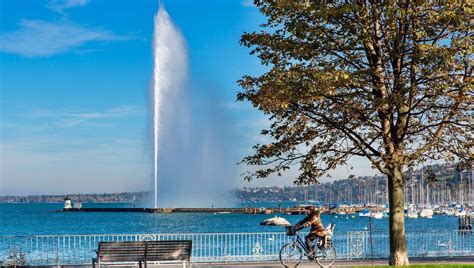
[2,203,473,265]
[0,202,460,236]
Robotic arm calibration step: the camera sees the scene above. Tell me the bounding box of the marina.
[60,198,473,222]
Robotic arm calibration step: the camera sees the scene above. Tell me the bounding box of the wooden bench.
[92,240,192,268]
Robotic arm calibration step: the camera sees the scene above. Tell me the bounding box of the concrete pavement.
[28,257,474,267]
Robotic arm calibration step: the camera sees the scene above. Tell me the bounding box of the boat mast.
[460,171,463,204]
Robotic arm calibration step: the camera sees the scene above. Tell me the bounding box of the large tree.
[238,1,472,265]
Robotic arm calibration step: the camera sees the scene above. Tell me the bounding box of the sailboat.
[407,207,418,218]
[455,208,467,217]
[444,208,455,216]
[420,207,433,218]
[372,211,383,219]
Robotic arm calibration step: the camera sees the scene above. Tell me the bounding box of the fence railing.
[345,231,473,259]
[1,231,472,266]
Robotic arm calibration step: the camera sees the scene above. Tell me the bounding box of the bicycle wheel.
[279,242,303,267]
[315,244,336,267]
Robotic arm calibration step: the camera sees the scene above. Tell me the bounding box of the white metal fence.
[1,231,472,266]
[345,230,473,259]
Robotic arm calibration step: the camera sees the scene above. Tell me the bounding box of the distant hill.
[1,163,471,205]
[0,191,150,204]
[234,163,472,204]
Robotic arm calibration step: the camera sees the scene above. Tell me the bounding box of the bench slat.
[100,257,145,261]
[95,240,192,263]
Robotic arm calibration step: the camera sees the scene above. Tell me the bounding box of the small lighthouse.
[64,195,72,210]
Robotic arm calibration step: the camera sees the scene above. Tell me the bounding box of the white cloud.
[46,0,89,13]
[242,0,255,7]
[55,106,143,127]
[219,101,254,111]
[0,104,148,195]
[0,19,129,57]
[0,136,149,195]
[11,105,143,128]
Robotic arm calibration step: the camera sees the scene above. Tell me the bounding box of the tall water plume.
[150,3,239,208]
[152,4,187,208]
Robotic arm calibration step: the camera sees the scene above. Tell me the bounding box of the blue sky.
[0,0,373,195]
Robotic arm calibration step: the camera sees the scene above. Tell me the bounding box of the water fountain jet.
[151,3,188,208]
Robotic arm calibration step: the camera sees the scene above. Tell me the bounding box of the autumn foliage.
[238,1,472,265]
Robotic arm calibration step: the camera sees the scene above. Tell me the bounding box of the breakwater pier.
[61,207,302,214]
[61,207,261,213]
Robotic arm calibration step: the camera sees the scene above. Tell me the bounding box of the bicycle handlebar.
[294,225,305,231]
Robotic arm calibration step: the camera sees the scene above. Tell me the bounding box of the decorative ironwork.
[347,231,366,259]
[139,234,157,241]
[252,241,263,256]
[3,249,26,266]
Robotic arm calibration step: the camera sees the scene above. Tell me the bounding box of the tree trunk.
[388,165,409,266]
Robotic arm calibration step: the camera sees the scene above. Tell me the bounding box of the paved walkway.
[191,257,474,267]
[40,257,474,267]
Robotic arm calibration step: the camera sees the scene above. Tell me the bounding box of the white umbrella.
[259,216,291,226]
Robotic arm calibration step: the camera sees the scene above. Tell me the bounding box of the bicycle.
[279,224,337,267]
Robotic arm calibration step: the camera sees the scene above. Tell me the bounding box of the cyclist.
[294,205,326,253]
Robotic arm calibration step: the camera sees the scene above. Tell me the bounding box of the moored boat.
[455,210,467,217]
[372,211,383,219]
[407,207,418,218]
[420,208,433,218]
[358,209,371,217]
[445,208,455,216]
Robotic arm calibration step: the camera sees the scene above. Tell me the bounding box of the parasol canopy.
[259,216,291,226]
